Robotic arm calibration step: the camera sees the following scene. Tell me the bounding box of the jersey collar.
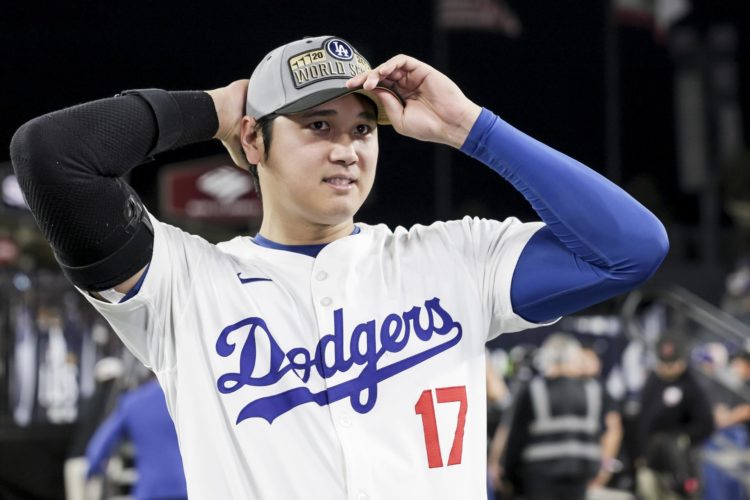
[251,226,361,257]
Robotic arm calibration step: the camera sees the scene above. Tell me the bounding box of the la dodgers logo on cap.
[326,39,353,61]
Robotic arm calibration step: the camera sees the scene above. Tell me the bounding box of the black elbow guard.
[57,189,154,291]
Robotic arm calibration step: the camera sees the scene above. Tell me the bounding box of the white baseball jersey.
[80,213,548,499]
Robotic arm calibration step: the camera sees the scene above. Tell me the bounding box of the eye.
[308,121,329,131]
[355,123,374,136]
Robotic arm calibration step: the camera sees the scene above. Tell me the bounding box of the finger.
[348,55,412,89]
[362,69,385,90]
[362,64,405,90]
[382,70,407,84]
[377,55,427,80]
[370,58,410,87]
[349,54,430,90]
[346,62,388,88]
[381,80,403,95]
[372,88,404,129]
[346,71,368,89]
[348,68,384,90]
[380,58,433,93]
[376,54,413,74]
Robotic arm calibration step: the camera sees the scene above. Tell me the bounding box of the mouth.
[322,175,357,190]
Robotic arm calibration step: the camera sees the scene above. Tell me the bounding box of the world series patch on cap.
[245,35,401,125]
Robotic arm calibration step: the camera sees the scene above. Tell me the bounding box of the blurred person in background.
[487,345,537,499]
[580,345,625,496]
[722,257,750,324]
[486,356,510,499]
[64,357,124,500]
[501,334,601,500]
[635,335,714,500]
[714,351,750,431]
[487,355,510,410]
[703,350,750,500]
[85,377,187,500]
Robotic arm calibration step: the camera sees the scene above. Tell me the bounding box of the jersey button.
[339,415,352,427]
[320,297,332,307]
[315,271,328,281]
[356,492,369,500]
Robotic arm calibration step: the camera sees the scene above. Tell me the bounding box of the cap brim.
[275,85,401,125]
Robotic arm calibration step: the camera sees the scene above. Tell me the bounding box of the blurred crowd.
[0,270,185,500]
[2,261,750,499]
[483,258,750,500]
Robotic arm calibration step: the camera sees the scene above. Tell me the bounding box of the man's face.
[252,94,379,229]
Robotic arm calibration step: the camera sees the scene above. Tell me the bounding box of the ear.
[241,116,263,165]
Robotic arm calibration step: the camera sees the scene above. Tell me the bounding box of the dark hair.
[248,114,278,197]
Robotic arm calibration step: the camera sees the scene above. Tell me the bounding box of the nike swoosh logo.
[237,273,273,284]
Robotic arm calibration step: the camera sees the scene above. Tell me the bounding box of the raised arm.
[349,55,668,323]
[462,109,668,322]
[9,82,246,296]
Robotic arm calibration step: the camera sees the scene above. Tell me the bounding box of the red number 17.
[414,386,468,468]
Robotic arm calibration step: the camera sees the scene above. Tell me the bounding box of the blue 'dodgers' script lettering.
[215,297,462,424]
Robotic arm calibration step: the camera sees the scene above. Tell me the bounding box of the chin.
[318,212,356,226]
[312,204,359,226]
[324,198,362,217]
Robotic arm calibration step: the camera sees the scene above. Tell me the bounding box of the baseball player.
[10,35,668,499]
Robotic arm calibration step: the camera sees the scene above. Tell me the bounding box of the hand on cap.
[207,79,250,168]
[347,55,481,149]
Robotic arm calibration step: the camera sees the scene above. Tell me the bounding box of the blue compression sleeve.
[461,109,668,323]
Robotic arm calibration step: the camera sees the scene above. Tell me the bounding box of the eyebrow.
[298,109,377,122]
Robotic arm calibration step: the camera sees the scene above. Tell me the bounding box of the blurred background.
[1,0,749,499]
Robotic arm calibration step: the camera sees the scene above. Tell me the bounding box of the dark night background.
[2,0,749,300]
[1,3,750,498]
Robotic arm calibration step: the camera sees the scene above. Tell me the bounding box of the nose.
[329,135,358,166]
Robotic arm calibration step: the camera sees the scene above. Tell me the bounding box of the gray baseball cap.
[246,35,400,125]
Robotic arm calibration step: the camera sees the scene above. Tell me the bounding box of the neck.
[258,216,355,245]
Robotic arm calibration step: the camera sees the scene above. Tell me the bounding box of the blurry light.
[2,174,29,209]
[13,273,31,291]
[92,323,110,345]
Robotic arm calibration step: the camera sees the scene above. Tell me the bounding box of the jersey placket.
[309,248,370,500]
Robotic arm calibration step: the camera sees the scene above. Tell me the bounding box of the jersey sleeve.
[77,213,213,372]
[439,216,555,340]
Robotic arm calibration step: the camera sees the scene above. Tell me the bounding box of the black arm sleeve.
[9,90,218,290]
